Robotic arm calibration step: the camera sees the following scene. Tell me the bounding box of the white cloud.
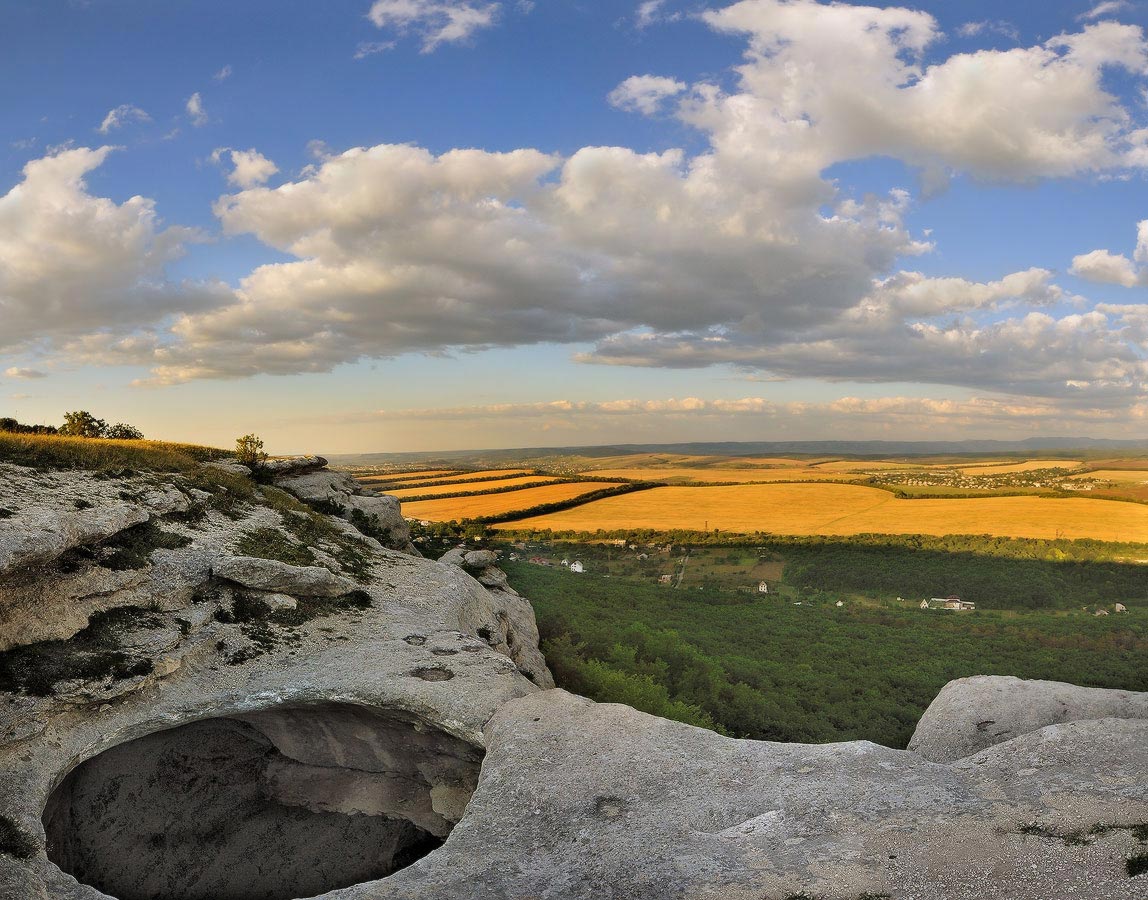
[210,147,279,189]
[3,367,47,379]
[354,40,396,59]
[635,0,681,29]
[328,393,1147,438]
[1079,1,1131,21]
[697,3,1148,180]
[11,0,1148,415]
[367,0,501,52]
[957,20,1020,41]
[1070,220,1148,286]
[0,147,226,353]
[97,104,151,134]
[186,92,208,127]
[214,64,233,81]
[608,75,687,115]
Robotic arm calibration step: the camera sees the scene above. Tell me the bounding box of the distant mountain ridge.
[327,436,1148,467]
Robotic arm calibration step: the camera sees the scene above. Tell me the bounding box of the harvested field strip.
[492,482,1148,542]
[352,469,461,482]
[403,482,626,521]
[957,460,1082,476]
[361,468,534,488]
[585,467,871,483]
[1069,470,1148,483]
[388,476,562,499]
[360,471,541,492]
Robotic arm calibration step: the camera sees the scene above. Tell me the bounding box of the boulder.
[273,467,417,555]
[908,675,1148,762]
[213,555,358,597]
[462,550,499,570]
[258,593,299,612]
[262,456,328,476]
[331,690,1148,899]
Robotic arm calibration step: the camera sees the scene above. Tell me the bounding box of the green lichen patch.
[234,526,317,567]
[214,589,374,666]
[0,607,159,696]
[0,815,37,859]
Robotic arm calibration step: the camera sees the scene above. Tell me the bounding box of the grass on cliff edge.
[0,432,229,472]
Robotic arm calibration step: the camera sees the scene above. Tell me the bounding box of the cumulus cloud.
[214,64,233,81]
[608,75,687,115]
[581,269,1147,401]
[186,92,208,127]
[697,2,1148,181]
[210,147,279,189]
[367,0,501,52]
[0,146,227,353]
[1070,220,1148,286]
[3,367,47,379]
[97,104,151,134]
[10,0,1148,414]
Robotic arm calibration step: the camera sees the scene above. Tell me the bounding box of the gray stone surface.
[214,554,359,597]
[274,466,417,554]
[2,461,1146,900]
[337,691,1148,900]
[908,675,1148,763]
[262,455,328,475]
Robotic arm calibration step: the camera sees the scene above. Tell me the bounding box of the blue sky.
[1,0,1147,452]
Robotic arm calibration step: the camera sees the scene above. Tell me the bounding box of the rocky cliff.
[0,456,1145,900]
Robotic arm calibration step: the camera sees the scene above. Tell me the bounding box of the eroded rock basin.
[42,703,484,900]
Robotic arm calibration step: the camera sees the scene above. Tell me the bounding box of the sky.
[1,0,1148,453]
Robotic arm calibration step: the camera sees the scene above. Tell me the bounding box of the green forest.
[503,547,1148,748]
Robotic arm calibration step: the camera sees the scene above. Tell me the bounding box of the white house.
[758,581,769,594]
[570,561,585,574]
[930,597,975,611]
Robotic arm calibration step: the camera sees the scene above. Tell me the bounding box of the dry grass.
[403,482,624,521]
[957,460,1082,476]
[586,466,873,483]
[387,475,561,498]
[493,482,1148,542]
[0,432,228,472]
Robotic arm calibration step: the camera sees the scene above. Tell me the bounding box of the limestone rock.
[262,455,328,476]
[213,555,358,597]
[353,690,1148,900]
[257,592,298,612]
[462,550,499,570]
[908,674,1148,762]
[202,459,251,477]
[273,466,417,555]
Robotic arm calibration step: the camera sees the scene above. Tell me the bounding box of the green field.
[500,539,1148,748]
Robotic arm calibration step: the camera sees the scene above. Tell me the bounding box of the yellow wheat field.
[354,469,460,481]
[403,482,624,521]
[585,466,874,484]
[386,476,560,499]
[1069,469,1148,483]
[957,460,1082,476]
[359,468,534,488]
[493,482,1148,542]
[807,460,913,472]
